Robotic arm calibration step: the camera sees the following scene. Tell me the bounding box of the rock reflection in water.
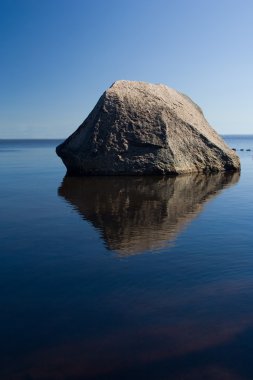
[58,173,239,255]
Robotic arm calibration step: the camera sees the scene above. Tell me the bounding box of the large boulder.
[56,80,240,175]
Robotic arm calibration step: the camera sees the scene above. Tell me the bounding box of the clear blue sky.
[0,0,252,138]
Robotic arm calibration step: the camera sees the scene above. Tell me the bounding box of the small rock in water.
[246,149,251,151]
[56,80,240,175]
[240,149,244,151]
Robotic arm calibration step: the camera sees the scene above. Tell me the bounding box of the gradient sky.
[0,0,252,138]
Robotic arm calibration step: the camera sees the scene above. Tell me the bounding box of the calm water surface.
[0,137,253,380]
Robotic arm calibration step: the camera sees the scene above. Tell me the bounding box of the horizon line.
[1,134,253,141]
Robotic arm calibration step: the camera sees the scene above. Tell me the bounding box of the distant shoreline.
[0,138,64,141]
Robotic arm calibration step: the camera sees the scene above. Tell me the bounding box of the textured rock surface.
[58,172,239,255]
[56,80,240,175]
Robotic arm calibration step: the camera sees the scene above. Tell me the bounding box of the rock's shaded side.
[56,80,240,175]
[58,172,239,255]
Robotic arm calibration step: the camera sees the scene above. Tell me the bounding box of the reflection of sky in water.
[0,138,253,379]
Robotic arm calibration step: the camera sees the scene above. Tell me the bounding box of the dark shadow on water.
[58,172,239,255]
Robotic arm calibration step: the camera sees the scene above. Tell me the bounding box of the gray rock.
[56,80,240,175]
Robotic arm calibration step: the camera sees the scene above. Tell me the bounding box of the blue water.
[0,137,253,380]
